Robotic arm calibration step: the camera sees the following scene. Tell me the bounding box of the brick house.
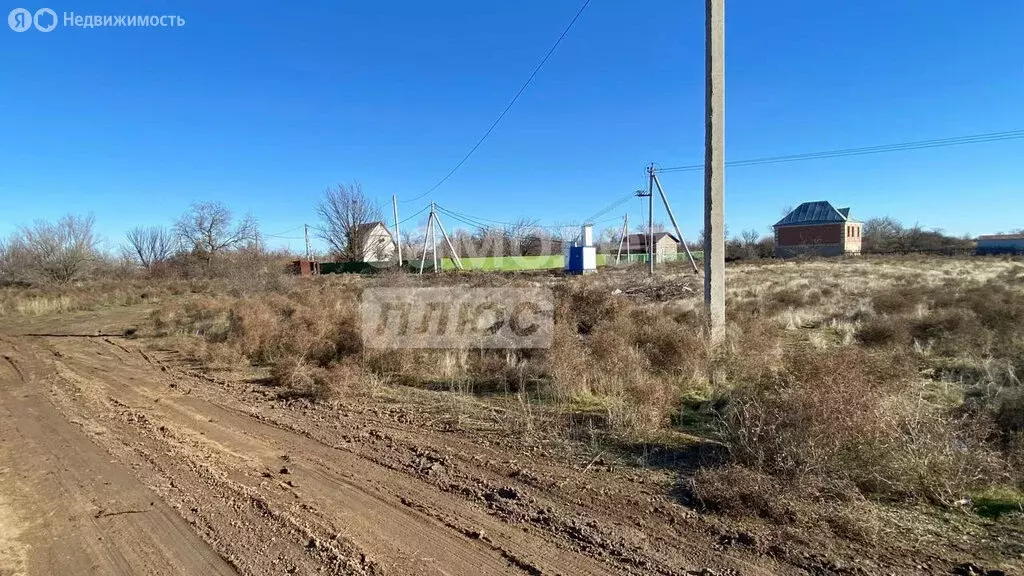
[623,232,680,262]
[773,201,861,258]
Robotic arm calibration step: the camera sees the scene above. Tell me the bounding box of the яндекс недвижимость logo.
[8,8,57,32]
[8,8,184,32]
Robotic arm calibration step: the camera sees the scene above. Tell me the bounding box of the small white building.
[352,221,397,262]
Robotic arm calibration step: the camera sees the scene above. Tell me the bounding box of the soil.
[1,306,1021,576]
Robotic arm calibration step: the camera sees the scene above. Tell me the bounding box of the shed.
[623,232,680,263]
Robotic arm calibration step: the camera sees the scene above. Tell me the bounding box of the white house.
[351,222,396,262]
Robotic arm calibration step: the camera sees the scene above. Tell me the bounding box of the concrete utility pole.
[393,195,403,266]
[647,167,655,274]
[618,213,626,262]
[650,169,700,274]
[430,202,438,273]
[704,0,726,341]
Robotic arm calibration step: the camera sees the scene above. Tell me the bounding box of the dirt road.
[0,309,815,575]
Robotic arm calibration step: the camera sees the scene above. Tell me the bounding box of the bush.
[856,316,909,347]
[716,346,998,504]
[871,285,926,315]
[545,283,701,431]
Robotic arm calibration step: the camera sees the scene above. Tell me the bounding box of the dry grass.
[11,254,1024,532]
[696,256,1024,515]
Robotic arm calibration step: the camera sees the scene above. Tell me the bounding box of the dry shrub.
[150,295,229,337]
[855,316,909,347]
[221,291,361,367]
[545,284,700,431]
[910,308,988,356]
[871,284,926,315]
[717,316,786,385]
[717,346,997,504]
[691,465,881,540]
[765,286,822,314]
[691,465,796,522]
[364,348,419,383]
[633,308,705,376]
[271,357,361,402]
[994,387,1024,438]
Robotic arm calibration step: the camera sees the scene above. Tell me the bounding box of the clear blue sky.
[2,0,1022,253]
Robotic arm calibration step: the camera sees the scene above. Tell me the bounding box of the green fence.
[408,254,609,272]
[606,251,704,265]
[316,251,704,274]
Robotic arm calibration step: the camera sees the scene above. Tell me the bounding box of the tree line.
[0,202,270,285]
[1,183,1000,285]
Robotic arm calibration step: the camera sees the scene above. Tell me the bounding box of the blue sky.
[2,0,1022,253]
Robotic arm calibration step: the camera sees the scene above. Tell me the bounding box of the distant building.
[351,221,396,262]
[291,259,321,276]
[976,233,1024,255]
[623,232,679,263]
[774,201,861,258]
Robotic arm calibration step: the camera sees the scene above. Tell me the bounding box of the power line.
[435,191,635,234]
[396,204,431,226]
[659,129,1024,173]
[580,192,636,224]
[402,0,592,204]
[264,225,305,238]
[437,204,605,232]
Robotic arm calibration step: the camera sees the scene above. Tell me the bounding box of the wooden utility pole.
[704,0,726,341]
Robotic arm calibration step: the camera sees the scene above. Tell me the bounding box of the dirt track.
[0,308,789,576]
[6,307,1012,576]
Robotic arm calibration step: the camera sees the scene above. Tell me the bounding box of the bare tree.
[501,217,540,256]
[740,229,761,247]
[122,225,175,269]
[174,202,258,266]
[862,217,905,253]
[0,236,33,284]
[13,214,100,284]
[316,182,383,261]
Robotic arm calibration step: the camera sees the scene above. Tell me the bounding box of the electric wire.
[395,204,431,226]
[436,205,577,231]
[658,129,1024,173]
[402,0,592,204]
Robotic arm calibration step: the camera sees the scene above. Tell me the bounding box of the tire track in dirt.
[106,336,781,576]
[39,336,627,575]
[0,339,238,576]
